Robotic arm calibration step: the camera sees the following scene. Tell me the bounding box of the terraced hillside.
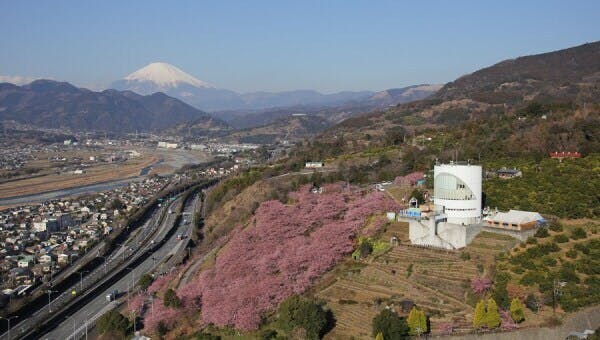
[315,230,519,338]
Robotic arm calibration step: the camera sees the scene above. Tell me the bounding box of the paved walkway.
[449,305,599,340]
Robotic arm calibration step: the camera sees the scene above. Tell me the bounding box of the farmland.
[313,223,518,339]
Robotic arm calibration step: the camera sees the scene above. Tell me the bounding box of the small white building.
[33,220,47,232]
[158,141,178,149]
[190,144,207,150]
[305,161,324,169]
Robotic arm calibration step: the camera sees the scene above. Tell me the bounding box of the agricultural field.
[313,224,518,339]
[494,220,600,318]
[0,150,156,198]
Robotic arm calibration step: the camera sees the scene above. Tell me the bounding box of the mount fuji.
[111,62,243,111]
[111,62,382,112]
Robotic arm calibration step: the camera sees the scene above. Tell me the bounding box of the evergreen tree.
[407,307,427,335]
[510,298,525,323]
[473,300,487,329]
[96,310,130,336]
[372,309,409,340]
[417,308,428,335]
[407,306,418,335]
[278,295,327,340]
[485,298,501,329]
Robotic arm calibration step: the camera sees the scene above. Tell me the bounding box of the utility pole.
[78,270,88,292]
[99,256,107,274]
[0,316,18,340]
[47,290,57,313]
[66,315,76,339]
[553,279,566,315]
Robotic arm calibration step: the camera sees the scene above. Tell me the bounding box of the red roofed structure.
[549,151,581,160]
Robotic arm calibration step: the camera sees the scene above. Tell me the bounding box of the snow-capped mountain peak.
[123,62,212,88]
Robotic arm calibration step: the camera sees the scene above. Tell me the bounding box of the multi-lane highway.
[42,193,199,340]
[0,195,178,340]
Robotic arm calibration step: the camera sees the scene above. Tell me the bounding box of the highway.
[0,196,178,340]
[41,193,199,340]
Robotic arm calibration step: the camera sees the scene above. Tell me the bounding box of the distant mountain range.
[0,63,441,137]
[328,41,600,156]
[0,80,228,132]
[214,84,442,129]
[112,62,439,112]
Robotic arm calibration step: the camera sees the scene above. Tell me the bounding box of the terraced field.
[465,231,519,263]
[317,231,519,339]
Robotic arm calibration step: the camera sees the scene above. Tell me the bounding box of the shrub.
[477,263,485,273]
[138,274,154,290]
[359,240,374,258]
[195,333,222,340]
[259,329,278,340]
[511,266,525,274]
[535,228,550,238]
[541,257,557,267]
[558,265,580,283]
[571,227,587,240]
[372,309,409,340]
[278,295,327,340]
[566,249,578,259]
[500,310,518,330]
[406,263,414,278]
[96,310,129,336]
[163,289,182,308]
[554,234,569,243]
[338,299,358,305]
[549,223,564,232]
[574,243,590,255]
[510,298,525,323]
[520,271,546,286]
[525,293,540,313]
[460,252,471,261]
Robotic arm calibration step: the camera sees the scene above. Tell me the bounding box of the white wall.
[434,164,482,225]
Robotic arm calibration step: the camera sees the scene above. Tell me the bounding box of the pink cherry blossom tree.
[471,277,492,296]
[177,185,399,330]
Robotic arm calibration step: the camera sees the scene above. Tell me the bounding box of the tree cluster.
[177,184,399,330]
[372,309,409,340]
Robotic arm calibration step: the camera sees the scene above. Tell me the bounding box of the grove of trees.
[372,309,409,340]
[177,184,399,330]
[277,295,328,339]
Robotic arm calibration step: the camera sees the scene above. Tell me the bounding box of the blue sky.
[1,1,598,93]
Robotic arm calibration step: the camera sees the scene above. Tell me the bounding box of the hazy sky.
[1,1,599,93]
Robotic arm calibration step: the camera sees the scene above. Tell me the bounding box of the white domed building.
[406,162,483,249]
[433,163,482,225]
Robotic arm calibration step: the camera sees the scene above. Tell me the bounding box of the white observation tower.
[433,163,482,225]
